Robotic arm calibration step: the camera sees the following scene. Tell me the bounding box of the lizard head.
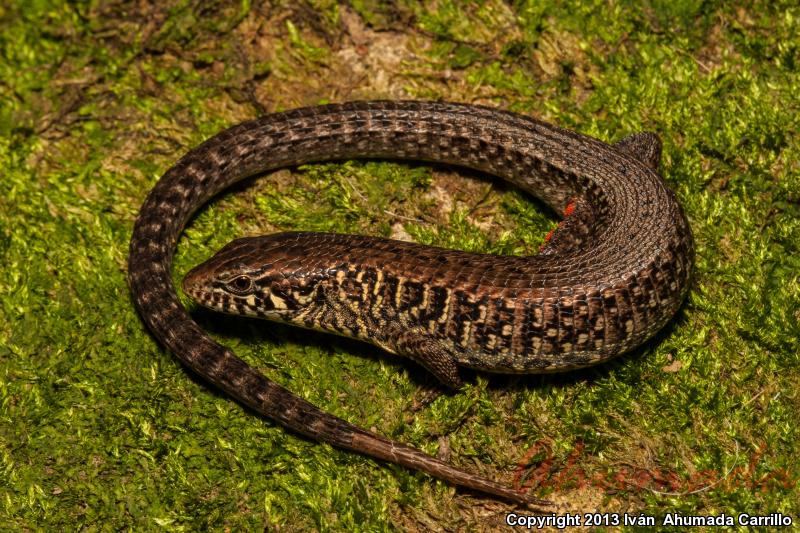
[182,233,325,321]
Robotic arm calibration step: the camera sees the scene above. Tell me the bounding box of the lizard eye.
[226,275,254,295]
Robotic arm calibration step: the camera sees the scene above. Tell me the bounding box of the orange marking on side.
[564,198,577,217]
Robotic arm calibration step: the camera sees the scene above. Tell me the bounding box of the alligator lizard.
[128,101,693,506]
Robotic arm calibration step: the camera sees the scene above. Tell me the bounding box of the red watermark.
[513,439,796,496]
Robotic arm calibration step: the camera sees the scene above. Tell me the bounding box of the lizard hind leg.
[540,131,663,257]
[613,131,662,170]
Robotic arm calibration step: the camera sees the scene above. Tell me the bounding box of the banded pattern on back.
[184,220,692,374]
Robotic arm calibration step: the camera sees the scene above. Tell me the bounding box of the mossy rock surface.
[1,1,797,530]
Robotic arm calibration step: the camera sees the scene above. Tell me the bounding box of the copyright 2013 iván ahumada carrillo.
[506,511,794,528]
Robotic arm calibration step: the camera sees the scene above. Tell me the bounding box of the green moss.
[0,0,798,530]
